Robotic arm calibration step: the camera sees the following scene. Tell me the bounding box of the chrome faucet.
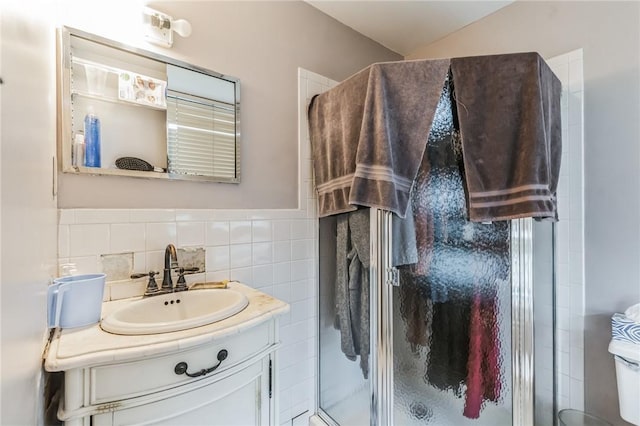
[161,244,178,292]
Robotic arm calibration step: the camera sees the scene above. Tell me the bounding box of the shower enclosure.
[316,80,556,426]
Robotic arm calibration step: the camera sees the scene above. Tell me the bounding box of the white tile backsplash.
[130,209,175,223]
[110,223,145,253]
[145,223,177,251]
[206,221,230,246]
[145,250,164,273]
[230,221,252,244]
[229,266,253,284]
[291,239,313,261]
[175,209,213,222]
[74,209,130,224]
[252,242,273,265]
[252,220,272,243]
[206,270,230,282]
[176,221,205,247]
[58,225,69,258]
[290,300,308,324]
[290,279,310,302]
[230,243,252,268]
[274,241,292,263]
[272,282,292,304]
[274,262,292,284]
[69,224,110,256]
[290,219,312,240]
[273,220,292,241]
[291,260,312,281]
[206,246,230,272]
[252,264,274,288]
[133,251,146,273]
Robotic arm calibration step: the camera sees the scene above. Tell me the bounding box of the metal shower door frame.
[374,211,536,426]
[313,212,538,426]
[511,218,536,426]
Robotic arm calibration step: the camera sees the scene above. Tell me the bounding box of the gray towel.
[335,209,370,378]
[450,52,562,222]
[309,59,451,218]
[392,201,418,267]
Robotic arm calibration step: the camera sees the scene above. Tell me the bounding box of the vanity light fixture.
[142,7,192,48]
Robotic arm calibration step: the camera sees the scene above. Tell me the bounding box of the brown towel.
[309,59,451,218]
[451,52,562,222]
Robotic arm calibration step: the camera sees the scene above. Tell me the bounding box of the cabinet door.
[92,358,270,426]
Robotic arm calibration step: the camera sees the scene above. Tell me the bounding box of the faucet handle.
[131,271,159,279]
[135,271,161,297]
[174,267,189,292]
[171,266,199,273]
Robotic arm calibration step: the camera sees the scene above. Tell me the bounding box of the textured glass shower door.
[379,77,555,426]
[389,79,513,424]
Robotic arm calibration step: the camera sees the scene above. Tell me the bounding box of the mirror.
[57,26,241,183]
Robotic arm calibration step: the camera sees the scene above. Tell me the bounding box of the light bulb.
[171,19,192,38]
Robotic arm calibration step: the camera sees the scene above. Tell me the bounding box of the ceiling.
[305,1,515,56]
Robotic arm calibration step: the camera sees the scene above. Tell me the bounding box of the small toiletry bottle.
[72,133,85,167]
[84,107,101,168]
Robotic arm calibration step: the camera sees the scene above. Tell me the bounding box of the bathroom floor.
[321,385,369,426]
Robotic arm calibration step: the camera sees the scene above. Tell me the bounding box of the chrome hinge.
[385,267,400,287]
[268,358,273,399]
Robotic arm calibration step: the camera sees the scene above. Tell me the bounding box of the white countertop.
[43,282,289,371]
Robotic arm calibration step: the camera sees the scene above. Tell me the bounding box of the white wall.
[0,2,59,425]
[54,0,401,210]
[408,2,639,424]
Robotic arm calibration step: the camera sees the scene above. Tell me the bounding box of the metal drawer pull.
[174,349,229,378]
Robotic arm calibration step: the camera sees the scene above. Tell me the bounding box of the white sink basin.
[100,289,249,335]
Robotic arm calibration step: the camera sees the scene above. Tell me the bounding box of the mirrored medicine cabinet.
[57,26,241,183]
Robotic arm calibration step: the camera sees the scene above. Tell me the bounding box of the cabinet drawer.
[90,322,271,404]
[92,358,268,426]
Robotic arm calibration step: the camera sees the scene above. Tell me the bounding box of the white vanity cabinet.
[44,284,288,426]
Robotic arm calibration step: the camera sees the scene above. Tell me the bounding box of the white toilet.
[609,309,640,426]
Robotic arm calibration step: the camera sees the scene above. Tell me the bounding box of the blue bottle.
[84,107,101,168]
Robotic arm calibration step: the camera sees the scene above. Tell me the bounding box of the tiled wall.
[56,68,325,425]
[547,49,585,411]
